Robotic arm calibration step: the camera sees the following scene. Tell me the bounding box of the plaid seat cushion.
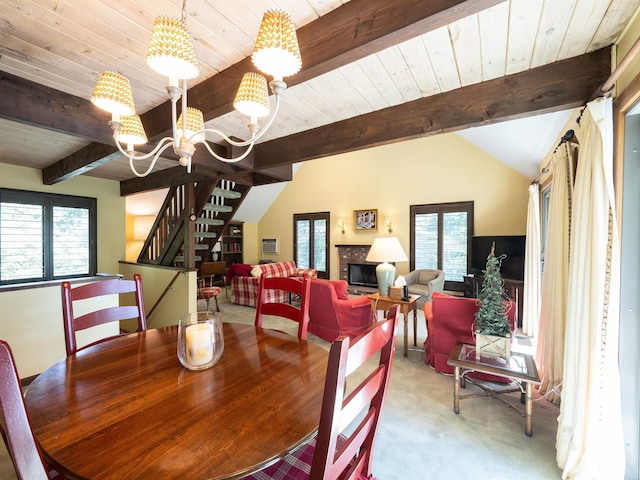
[242,436,376,480]
[46,463,68,479]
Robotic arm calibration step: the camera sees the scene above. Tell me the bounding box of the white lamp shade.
[365,237,408,263]
[366,237,408,297]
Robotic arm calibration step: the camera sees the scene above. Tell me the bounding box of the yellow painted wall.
[0,163,126,376]
[257,133,530,279]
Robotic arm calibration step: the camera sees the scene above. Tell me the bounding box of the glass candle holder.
[177,312,224,370]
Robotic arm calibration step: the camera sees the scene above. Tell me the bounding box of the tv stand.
[464,275,524,328]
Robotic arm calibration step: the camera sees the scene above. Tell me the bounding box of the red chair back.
[254,276,311,340]
[0,340,60,479]
[61,274,147,356]
[311,304,399,479]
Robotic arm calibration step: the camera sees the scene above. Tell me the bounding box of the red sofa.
[307,278,372,342]
[424,292,517,382]
[229,261,317,307]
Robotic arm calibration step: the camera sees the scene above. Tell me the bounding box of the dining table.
[24,322,329,480]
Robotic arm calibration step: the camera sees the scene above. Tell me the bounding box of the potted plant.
[474,242,513,360]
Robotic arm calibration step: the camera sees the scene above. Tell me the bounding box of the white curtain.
[535,145,573,404]
[522,183,541,336]
[556,97,625,479]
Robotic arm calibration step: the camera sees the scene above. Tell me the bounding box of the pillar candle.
[186,323,214,366]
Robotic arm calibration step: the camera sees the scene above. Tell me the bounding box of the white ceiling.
[456,108,575,179]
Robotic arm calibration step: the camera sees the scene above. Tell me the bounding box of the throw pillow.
[250,266,263,278]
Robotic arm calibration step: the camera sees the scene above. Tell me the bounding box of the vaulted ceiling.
[1,0,638,196]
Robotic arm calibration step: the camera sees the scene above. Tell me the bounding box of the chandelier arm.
[195,138,256,163]
[189,93,282,149]
[114,136,175,162]
[129,142,176,177]
[243,92,282,144]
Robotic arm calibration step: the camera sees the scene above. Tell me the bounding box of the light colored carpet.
[0,292,562,479]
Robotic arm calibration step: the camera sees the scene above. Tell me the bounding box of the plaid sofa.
[230,260,317,307]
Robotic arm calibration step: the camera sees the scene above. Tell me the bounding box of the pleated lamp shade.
[177,107,205,142]
[146,16,199,80]
[91,71,135,117]
[233,72,270,118]
[116,115,148,146]
[252,10,302,81]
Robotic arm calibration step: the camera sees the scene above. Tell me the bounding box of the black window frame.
[410,201,474,291]
[0,188,97,285]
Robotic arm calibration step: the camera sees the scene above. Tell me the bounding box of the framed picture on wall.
[354,209,378,231]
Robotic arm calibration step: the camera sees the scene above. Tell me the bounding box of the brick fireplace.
[336,244,378,293]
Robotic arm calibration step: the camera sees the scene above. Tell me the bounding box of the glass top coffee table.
[447,342,541,436]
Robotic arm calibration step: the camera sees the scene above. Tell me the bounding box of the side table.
[367,293,420,357]
[447,342,541,436]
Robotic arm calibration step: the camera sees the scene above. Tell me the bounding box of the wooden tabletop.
[25,323,328,480]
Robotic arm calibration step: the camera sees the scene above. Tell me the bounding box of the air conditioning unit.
[261,237,279,254]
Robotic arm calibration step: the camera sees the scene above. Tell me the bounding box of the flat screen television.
[471,235,526,281]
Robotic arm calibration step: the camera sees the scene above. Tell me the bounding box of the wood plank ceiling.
[0,0,638,195]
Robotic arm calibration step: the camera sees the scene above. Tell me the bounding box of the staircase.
[137,179,250,270]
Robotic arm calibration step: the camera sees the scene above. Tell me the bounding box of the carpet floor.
[0,292,562,479]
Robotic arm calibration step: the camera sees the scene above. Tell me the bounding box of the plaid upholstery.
[242,436,376,480]
[230,262,317,307]
[47,464,68,479]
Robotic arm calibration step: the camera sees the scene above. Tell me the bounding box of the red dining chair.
[244,304,400,480]
[0,340,67,480]
[255,276,311,340]
[61,274,147,356]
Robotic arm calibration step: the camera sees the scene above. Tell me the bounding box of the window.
[410,201,473,291]
[540,184,551,274]
[0,189,97,284]
[293,212,329,279]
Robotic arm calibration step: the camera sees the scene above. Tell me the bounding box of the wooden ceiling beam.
[0,72,112,144]
[254,48,611,170]
[43,0,499,187]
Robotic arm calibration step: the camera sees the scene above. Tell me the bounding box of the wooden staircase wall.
[137,179,250,270]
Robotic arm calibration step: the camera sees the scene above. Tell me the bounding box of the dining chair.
[244,304,400,480]
[61,274,147,356]
[254,276,311,340]
[0,340,67,480]
[198,260,228,301]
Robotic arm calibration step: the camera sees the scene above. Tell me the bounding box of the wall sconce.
[385,217,393,233]
[337,219,345,234]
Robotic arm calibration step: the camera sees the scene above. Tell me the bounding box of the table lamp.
[366,237,408,297]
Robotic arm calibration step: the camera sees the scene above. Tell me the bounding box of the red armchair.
[424,292,517,382]
[307,278,372,342]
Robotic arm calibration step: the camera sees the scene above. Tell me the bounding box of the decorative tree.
[475,242,512,337]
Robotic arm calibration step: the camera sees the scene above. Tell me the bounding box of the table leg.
[453,366,460,414]
[413,305,417,347]
[402,305,409,357]
[525,382,533,436]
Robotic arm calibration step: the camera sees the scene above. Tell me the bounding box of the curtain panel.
[535,146,573,404]
[523,183,541,337]
[556,97,625,479]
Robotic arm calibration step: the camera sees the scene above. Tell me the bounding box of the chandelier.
[90,3,301,177]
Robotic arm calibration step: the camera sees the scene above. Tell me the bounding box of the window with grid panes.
[0,189,97,284]
[410,202,473,291]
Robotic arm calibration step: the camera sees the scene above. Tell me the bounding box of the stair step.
[203,203,233,213]
[195,231,219,238]
[212,187,241,199]
[195,244,210,250]
[196,217,224,226]
[174,255,202,263]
